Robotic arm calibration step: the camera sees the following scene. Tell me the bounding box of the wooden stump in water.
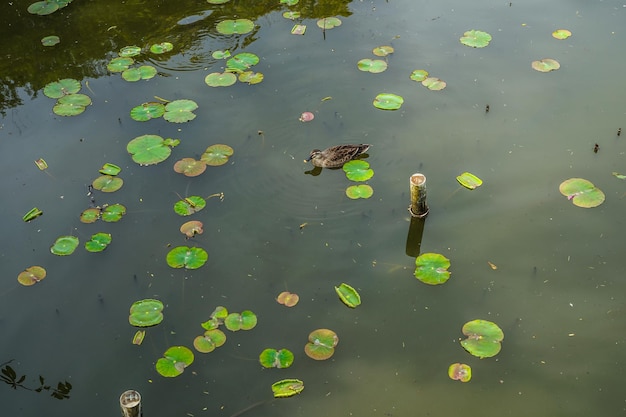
[120,390,142,417]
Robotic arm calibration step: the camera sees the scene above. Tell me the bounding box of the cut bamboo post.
[120,390,142,417]
[408,173,429,218]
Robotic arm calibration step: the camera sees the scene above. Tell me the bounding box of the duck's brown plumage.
[305,144,371,168]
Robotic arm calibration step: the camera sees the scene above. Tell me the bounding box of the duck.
[305,144,371,168]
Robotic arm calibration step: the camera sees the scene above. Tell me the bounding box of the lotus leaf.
[335,283,361,307]
[317,17,342,29]
[531,58,560,72]
[410,69,429,82]
[80,207,101,223]
[205,72,237,87]
[132,330,145,345]
[35,158,48,170]
[343,160,373,182]
[50,235,79,256]
[373,93,403,110]
[357,59,388,73]
[127,134,179,166]
[119,45,141,57]
[460,30,492,48]
[373,45,394,56]
[174,158,207,177]
[92,175,123,192]
[194,329,226,353]
[211,306,228,320]
[259,348,294,369]
[345,184,374,199]
[280,0,299,5]
[448,363,472,382]
[216,19,255,35]
[304,328,338,360]
[272,379,304,398]
[460,319,504,358]
[238,71,264,85]
[200,306,228,330]
[101,204,126,222]
[414,252,451,285]
[559,178,605,208]
[226,53,260,72]
[552,29,571,40]
[291,24,306,35]
[99,163,121,176]
[85,232,112,253]
[166,246,209,269]
[174,196,206,216]
[53,94,91,116]
[201,144,234,166]
[44,79,81,99]
[23,207,43,222]
[41,35,60,46]
[283,11,301,20]
[212,50,231,59]
[150,42,173,54]
[276,291,299,307]
[224,310,257,331]
[163,99,198,123]
[422,77,446,91]
[129,299,164,327]
[456,172,483,190]
[130,102,166,121]
[208,0,231,4]
[180,220,204,238]
[156,346,194,377]
[28,1,59,15]
[18,266,47,286]
[107,57,134,72]
[122,65,157,82]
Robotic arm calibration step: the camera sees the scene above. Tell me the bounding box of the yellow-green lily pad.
[18,266,47,286]
[460,319,504,358]
[559,178,605,208]
[414,252,451,285]
[456,172,483,189]
[271,379,304,398]
[335,283,361,308]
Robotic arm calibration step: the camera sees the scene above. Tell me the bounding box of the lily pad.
[163,99,198,123]
[156,346,194,377]
[150,42,173,54]
[531,58,560,72]
[28,1,60,15]
[282,11,301,20]
[41,35,60,46]
[373,93,404,110]
[357,59,388,74]
[208,0,231,4]
[204,72,237,87]
[201,144,234,166]
[422,77,446,91]
[101,204,126,222]
[18,266,47,286]
[130,102,166,121]
[23,207,43,222]
[201,306,228,330]
[180,220,204,238]
[211,50,231,59]
[122,65,157,82]
[552,29,572,40]
[317,17,342,29]
[119,45,142,57]
[343,160,374,181]
[50,235,79,256]
[345,184,374,199]
[99,163,121,176]
[559,178,605,208]
[291,24,306,35]
[414,252,451,285]
[224,310,257,331]
[85,232,112,253]
[132,330,145,345]
[259,348,294,369]
[43,79,81,99]
[174,158,207,177]
[238,71,264,85]
[456,172,483,190]
[53,93,91,116]
[216,19,255,35]
[226,53,260,72]
[460,30,492,48]
[80,207,100,223]
[276,291,299,307]
[271,379,304,398]
[335,283,361,308]
[460,319,504,359]
[92,175,123,192]
[107,57,134,72]
[372,45,394,56]
[193,329,226,353]
[448,363,472,382]
[34,158,48,170]
[304,328,338,360]
[129,298,164,327]
[280,0,299,5]
[166,246,208,269]
[410,69,429,82]
[127,134,179,166]
[174,196,207,216]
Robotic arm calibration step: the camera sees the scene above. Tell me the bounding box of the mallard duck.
[305,144,371,168]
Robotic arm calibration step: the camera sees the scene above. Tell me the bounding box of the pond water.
[1,0,626,416]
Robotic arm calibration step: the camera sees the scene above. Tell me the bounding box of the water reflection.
[0,360,72,400]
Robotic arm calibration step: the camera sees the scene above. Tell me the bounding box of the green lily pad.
[304,328,338,360]
[43,79,81,99]
[34,158,48,170]
[80,207,100,223]
[174,196,207,216]
[372,45,394,56]
[448,363,472,382]
[156,346,194,377]
[193,329,226,353]
[612,172,626,180]
[18,266,47,286]
[53,93,91,116]
[107,57,134,72]
[132,330,145,345]
[200,306,228,331]
[23,207,43,222]
[99,163,121,176]
[276,291,299,307]
[410,69,429,82]
[422,77,446,91]
[414,252,451,285]
[317,17,342,29]
[92,175,123,192]
[122,65,157,82]
[282,11,301,20]
[205,72,237,87]
[174,158,207,177]
[216,19,255,35]
[280,0,299,5]
[552,29,572,40]
[238,71,264,85]
[85,232,112,253]
[456,172,483,190]
[357,59,388,73]
[335,283,361,308]
[345,184,374,199]
[41,35,60,46]
[460,30,492,48]
[271,379,304,398]
[127,134,179,166]
[211,50,231,59]
[224,310,257,331]
[373,93,404,110]
[180,220,203,238]
[129,299,164,327]
[166,246,209,269]
[559,178,605,208]
[130,102,166,121]
[460,319,504,359]
[343,160,374,182]
[226,53,260,72]
[50,235,79,256]
[119,45,142,57]
[163,99,198,123]
[208,0,231,4]
[259,348,294,369]
[531,58,560,72]
[101,204,126,222]
[28,1,60,15]
[150,42,173,54]
[201,144,234,166]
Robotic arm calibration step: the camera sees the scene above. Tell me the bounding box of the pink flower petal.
[299,111,314,122]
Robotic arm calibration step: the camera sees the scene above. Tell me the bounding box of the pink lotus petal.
[299,111,314,122]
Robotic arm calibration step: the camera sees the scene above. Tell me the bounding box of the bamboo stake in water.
[120,390,141,417]
[408,173,429,217]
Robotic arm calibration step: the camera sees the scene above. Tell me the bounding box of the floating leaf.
[317,17,342,29]
[345,184,374,199]
[122,65,157,82]
[92,175,123,192]
[101,204,126,222]
[335,283,361,308]
[180,221,204,238]
[34,158,48,170]
[216,19,255,35]
[612,172,626,180]
[276,291,299,307]
[460,30,492,48]
[259,348,294,369]
[372,45,394,56]
[194,329,226,353]
[174,158,207,177]
[129,299,164,327]
[448,363,472,382]
[127,134,179,166]
[85,232,112,253]
[373,93,403,110]
[43,79,81,99]
[53,93,91,116]
[208,0,231,3]
[163,99,198,123]
[280,0,299,5]
[460,319,504,359]
[130,102,166,121]
[552,29,572,40]
[422,77,446,91]
[414,252,451,285]
[559,178,605,208]
[343,160,374,182]
[174,196,207,216]
[107,57,134,72]
[80,207,101,223]
[50,236,79,256]
[226,53,260,72]
[18,266,47,286]
[99,163,121,176]
[156,346,194,377]
[531,58,560,72]
[283,11,301,20]
[224,310,257,331]
[212,50,231,59]
[201,144,234,166]
[304,328,338,360]
[204,72,237,87]
[238,71,264,85]
[41,35,60,46]
[166,246,209,269]
[149,42,173,54]
[272,379,304,398]
[201,306,228,331]
[357,59,388,73]
[23,207,43,222]
[119,45,142,57]
[456,172,483,190]
[291,24,306,35]
[410,69,429,82]
[132,330,145,345]
[28,1,60,15]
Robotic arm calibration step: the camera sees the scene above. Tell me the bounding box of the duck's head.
[305,149,321,163]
